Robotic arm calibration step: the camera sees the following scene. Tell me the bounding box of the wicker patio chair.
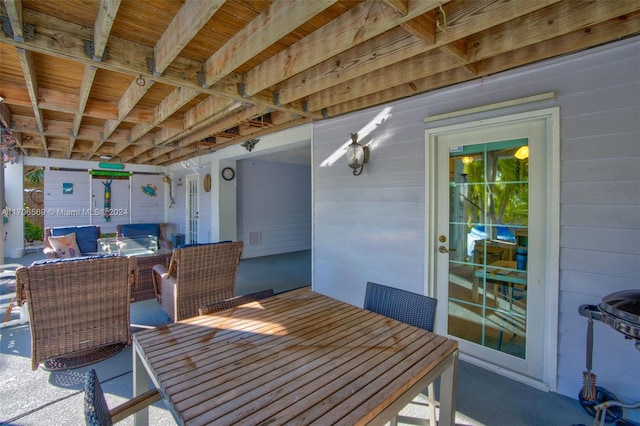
[152,241,243,322]
[199,289,274,315]
[84,369,161,426]
[15,256,134,370]
[364,281,438,426]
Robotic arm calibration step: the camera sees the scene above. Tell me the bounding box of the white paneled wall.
[91,177,130,234]
[313,36,639,416]
[44,170,166,235]
[44,169,92,228]
[130,173,165,224]
[237,159,311,258]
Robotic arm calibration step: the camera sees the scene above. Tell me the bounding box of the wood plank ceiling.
[0,0,639,166]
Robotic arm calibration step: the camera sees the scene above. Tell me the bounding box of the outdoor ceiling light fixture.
[241,138,260,152]
[346,133,369,176]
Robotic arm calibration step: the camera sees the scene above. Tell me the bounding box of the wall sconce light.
[241,138,260,152]
[346,133,369,176]
[514,146,529,160]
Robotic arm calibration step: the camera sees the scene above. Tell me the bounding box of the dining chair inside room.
[198,288,274,315]
[364,281,438,426]
[84,369,161,426]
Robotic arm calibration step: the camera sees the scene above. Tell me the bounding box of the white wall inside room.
[312,36,639,418]
[166,125,313,249]
[237,158,311,258]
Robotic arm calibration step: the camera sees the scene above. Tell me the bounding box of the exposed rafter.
[0,0,637,166]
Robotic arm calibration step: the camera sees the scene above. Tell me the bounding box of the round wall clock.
[203,173,211,192]
[222,167,235,181]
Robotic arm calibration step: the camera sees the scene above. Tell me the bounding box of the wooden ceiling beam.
[439,40,477,76]
[93,0,120,61]
[128,86,196,142]
[310,0,640,112]
[3,0,48,155]
[2,0,22,40]
[466,0,640,62]
[243,0,447,98]
[124,0,224,151]
[327,11,640,118]
[11,131,26,156]
[68,65,96,157]
[0,101,28,157]
[0,102,9,128]
[16,48,47,156]
[203,0,337,88]
[71,0,120,157]
[95,74,154,149]
[277,27,423,106]
[153,0,224,75]
[276,0,558,106]
[400,11,436,44]
[149,98,245,151]
[175,104,268,149]
[0,7,318,123]
[380,0,408,16]
[0,81,162,123]
[306,49,459,111]
[157,116,311,166]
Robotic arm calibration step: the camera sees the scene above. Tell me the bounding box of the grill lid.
[599,290,640,326]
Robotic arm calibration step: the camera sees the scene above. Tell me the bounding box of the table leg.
[133,345,150,426]
[438,350,459,426]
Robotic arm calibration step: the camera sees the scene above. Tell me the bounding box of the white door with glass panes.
[186,174,199,244]
[426,109,559,388]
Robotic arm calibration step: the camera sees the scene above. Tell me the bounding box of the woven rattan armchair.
[198,289,274,315]
[152,241,243,322]
[16,256,134,370]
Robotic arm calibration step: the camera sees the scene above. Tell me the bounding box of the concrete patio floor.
[1,250,598,425]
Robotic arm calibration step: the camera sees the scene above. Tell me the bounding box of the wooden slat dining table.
[132,286,459,426]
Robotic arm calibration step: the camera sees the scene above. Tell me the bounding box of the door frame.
[425,107,560,391]
[186,174,199,244]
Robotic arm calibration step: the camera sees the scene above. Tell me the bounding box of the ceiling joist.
[0,0,637,166]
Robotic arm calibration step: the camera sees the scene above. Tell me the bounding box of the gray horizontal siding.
[313,36,639,415]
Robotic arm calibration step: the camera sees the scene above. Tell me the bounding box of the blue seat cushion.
[120,224,160,238]
[51,226,99,254]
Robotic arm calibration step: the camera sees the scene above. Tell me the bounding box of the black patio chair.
[84,369,161,426]
[364,281,438,425]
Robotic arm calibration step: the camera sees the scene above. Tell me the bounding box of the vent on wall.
[248,231,262,246]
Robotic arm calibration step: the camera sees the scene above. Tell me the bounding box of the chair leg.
[428,382,437,425]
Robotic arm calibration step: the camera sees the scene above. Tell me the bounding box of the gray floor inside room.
[1,249,598,426]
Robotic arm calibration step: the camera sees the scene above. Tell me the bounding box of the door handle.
[438,246,457,254]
